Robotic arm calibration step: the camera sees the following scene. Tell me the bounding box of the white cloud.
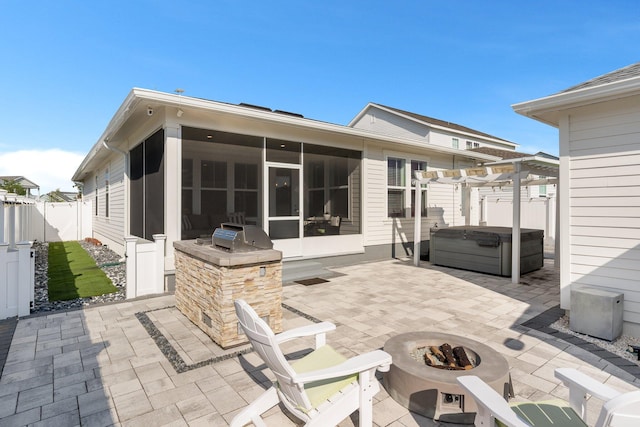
[0,149,85,194]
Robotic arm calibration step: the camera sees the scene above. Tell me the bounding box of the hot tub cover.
[431,226,543,246]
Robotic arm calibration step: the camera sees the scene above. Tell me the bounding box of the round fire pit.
[383,331,512,424]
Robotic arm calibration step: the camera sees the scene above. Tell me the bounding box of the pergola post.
[413,178,422,267]
[512,162,521,284]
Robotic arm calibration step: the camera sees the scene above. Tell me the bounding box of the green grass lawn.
[48,241,118,301]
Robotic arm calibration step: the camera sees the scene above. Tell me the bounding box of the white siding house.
[514,62,640,337]
[73,89,518,283]
[349,103,517,152]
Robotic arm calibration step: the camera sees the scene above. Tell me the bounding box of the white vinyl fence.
[125,235,167,298]
[0,242,33,319]
[1,191,36,319]
[481,195,556,251]
[1,192,93,319]
[31,200,93,242]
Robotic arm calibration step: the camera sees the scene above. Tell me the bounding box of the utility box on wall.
[570,287,623,341]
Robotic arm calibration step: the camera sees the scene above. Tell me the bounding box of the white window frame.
[385,152,429,219]
[104,166,110,218]
[95,175,99,216]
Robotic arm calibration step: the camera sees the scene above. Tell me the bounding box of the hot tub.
[429,226,543,276]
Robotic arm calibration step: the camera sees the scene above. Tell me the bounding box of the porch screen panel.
[129,143,144,238]
[303,144,361,236]
[128,129,165,240]
[181,127,263,239]
[144,130,165,239]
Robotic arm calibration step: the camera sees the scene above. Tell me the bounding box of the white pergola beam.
[413,156,559,283]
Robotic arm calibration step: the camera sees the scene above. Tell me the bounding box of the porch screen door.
[267,166,301,256]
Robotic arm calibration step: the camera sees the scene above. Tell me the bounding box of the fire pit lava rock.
[383,331,512,424]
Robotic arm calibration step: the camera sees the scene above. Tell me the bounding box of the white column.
[125,236,138,299]
[480,195,488,226]
[511,162,521,284]
[17,241,32,317]
[558,115,571,309]
[413,180,422,267]
[153,234,167,294]
[164,123,181,273]
[0,190,5,243]
[470,187,480,226]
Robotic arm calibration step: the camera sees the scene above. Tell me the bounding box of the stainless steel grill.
[212,223,273,252]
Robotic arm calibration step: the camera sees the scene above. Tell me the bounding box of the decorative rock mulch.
[32,240,126,314]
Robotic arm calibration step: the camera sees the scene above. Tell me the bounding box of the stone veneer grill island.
[174,239,283,348]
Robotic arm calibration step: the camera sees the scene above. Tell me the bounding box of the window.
[387,157,405,217]
[303,144,361,236]
[104,168,109,218]
[466,140,473,150]
[95,176,98,216]
[452,138,459,149]
[474,142,480,148]
[539,175,547,197]
[234,163,258,217]
[306,160,325,217]
[201,160,227,215]
[387,157,427,218]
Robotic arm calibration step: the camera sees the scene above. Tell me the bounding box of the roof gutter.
[72,90,139,181]
[73,88,502,183]
[119,89,503,163]
[512,75,640,126]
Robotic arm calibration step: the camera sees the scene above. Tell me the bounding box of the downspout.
[103,138,128,159]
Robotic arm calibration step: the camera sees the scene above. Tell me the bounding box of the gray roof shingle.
[560,62,640,93]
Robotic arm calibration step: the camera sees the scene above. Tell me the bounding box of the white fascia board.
[512,76,640,126]
[73,89,501,181]
[72,89,139,181]
[347,102,376,127]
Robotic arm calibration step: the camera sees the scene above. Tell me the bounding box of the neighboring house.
[0,176,40,198]
[514,61,640,337]
[72,88,519,283]
[350,103,517,151]
[40,191,79,202]
[348,103,520,227]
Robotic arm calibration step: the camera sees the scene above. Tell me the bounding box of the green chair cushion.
[290,345,358,411]
[496,400,587,427]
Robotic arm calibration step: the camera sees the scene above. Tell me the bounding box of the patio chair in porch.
[457,367,640,427]
[231,299,392,427]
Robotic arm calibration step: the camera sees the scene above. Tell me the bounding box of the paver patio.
[1,258,639,426]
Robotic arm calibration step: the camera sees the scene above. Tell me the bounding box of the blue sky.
[1,1,638,193]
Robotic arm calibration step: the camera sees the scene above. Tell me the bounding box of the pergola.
[413,154,559,284]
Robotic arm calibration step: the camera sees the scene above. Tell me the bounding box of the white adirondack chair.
[457,368,640,427]
[231,299,392,427]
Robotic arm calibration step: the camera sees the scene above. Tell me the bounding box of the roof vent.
[274,110,304,118]
[238,103,272,112]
